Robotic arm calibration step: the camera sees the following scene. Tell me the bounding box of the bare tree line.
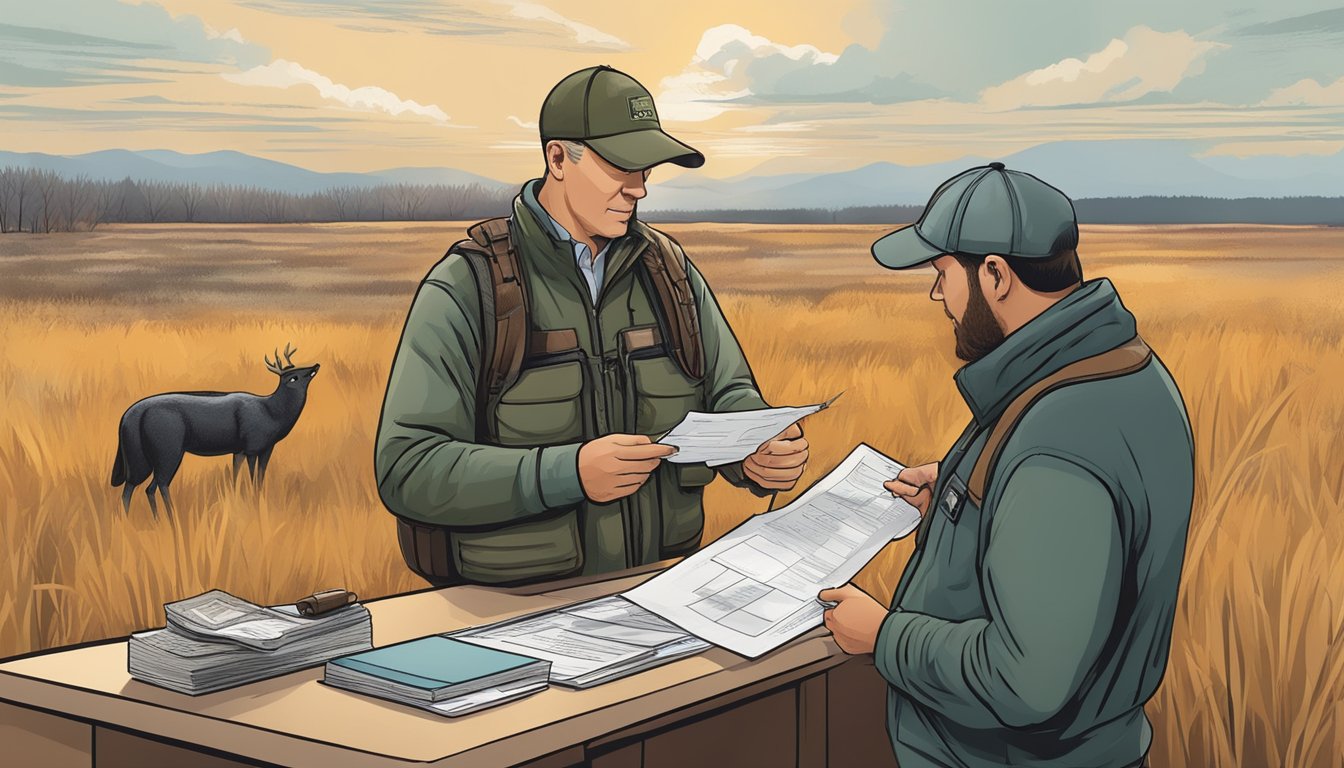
[0,166,513,233]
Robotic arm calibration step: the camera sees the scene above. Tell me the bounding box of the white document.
[428,679,550,716]
[164,590,311,650]
[624,443,921,658]
[453,595,709,684]
[657,393,842,467]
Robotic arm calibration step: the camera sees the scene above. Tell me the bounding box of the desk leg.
[826,658,899,767]
[797,674,827,768]
[0,700,93,768]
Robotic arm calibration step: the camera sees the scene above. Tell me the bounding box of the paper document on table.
[624,443,922,658]
[451,595,711,688]
[657,392,842,467]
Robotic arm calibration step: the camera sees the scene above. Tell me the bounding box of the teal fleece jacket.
[876,279,1195,767]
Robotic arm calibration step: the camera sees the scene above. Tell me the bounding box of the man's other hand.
[744,422,809,490]
[818,583,887,655]
[579,434,677,503]
[883,461,938,515]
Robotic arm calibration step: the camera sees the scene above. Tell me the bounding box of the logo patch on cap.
[628,95,656,121]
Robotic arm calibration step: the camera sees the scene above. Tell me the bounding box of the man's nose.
[624,172,648,200]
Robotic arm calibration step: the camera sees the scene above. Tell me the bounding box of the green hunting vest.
[390,181,747,586]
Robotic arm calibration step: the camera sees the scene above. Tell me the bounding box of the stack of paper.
[128,590,372,695]
[625,443,922,658]
[164,589,353,650]
[322,636,550,716]
[451,595,711,689]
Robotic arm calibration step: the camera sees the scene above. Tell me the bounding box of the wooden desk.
[0,563,898,767]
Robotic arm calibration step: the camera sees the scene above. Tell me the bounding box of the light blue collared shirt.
[545,214,610,305]
[523,180,611,305]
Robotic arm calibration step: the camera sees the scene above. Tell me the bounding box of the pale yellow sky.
[2,0,1342,182]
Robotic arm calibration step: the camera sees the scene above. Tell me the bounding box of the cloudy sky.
[2,0,1342,180]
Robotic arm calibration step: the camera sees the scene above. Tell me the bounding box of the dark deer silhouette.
[110,343,320,517]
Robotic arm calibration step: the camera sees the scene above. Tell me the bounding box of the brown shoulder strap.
[966,336,1153,506]
[458,217,528,439]
[639,230,704,380]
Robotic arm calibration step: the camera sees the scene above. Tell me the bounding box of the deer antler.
[265,348,285,375]
[282,342,298,370]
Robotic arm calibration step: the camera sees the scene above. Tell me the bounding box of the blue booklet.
[323,635,550,712]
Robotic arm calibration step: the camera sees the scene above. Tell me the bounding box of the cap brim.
[871,224,946,270]
[586,129,705,171]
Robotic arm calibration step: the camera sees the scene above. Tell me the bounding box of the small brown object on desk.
[0,561,898,768]
[297,588,359,617]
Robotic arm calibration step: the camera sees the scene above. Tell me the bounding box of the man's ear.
[543,141,566,181]
[983,255,1012,301]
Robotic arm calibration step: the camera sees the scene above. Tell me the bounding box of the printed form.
[624,443,922,658]
[657,393,842,467]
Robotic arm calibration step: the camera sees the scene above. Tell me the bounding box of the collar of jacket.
[514,178,650,286]
[953,277,1137,428]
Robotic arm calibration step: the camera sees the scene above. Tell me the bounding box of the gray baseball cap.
[872,162,1078,269]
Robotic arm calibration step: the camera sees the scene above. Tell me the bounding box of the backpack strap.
[454,217,528,442]
[966,336,1153,506]
[638,230,704,380]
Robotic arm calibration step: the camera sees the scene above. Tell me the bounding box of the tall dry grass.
[1,222,1341,767]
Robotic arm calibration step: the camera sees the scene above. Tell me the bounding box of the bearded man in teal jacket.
[820,163,1194,768]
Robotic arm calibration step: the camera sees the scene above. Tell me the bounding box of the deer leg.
[151,453,184,520]
[232,453,246,481]
[145,483,159,519]
[246,454,258,482]
[256,446,274,489]
[121,482,137,514]
[142,411,184,519]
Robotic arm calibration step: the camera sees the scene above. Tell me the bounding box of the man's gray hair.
[559,140,585,163]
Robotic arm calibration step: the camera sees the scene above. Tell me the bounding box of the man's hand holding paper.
[883,461,938,515]
[743,422,809,491]
[655,393,837,470]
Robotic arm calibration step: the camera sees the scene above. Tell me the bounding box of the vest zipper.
[579,263,640,570]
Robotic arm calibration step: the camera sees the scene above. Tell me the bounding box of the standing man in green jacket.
[375,65,809,587]
[819,164,1193,768]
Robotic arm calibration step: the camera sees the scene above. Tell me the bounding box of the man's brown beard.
[954,273,1006,362]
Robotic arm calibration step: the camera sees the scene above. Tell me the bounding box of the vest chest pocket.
[631,355,703,435]
[495,361,586,447]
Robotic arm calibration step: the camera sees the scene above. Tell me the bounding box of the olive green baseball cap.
[539,65,705,171]
[872,162,1078,269]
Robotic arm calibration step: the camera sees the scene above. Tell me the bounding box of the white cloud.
[657,24,943,121]
[693,23,840,68]
[659,68,752,122]
[496,1,630,51]
[222,59,450,122]
[980,26,1225,109]
[1262,76,1344,106]
[507,115,538,129]
[202,22,247,45]
[658,24,842,122]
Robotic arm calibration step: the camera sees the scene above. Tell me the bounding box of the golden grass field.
[2,221,1342,767]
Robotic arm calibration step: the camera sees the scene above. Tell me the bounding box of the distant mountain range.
[2,141,1341,210]
[647,141,1344,210]
[0,149,512,195]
